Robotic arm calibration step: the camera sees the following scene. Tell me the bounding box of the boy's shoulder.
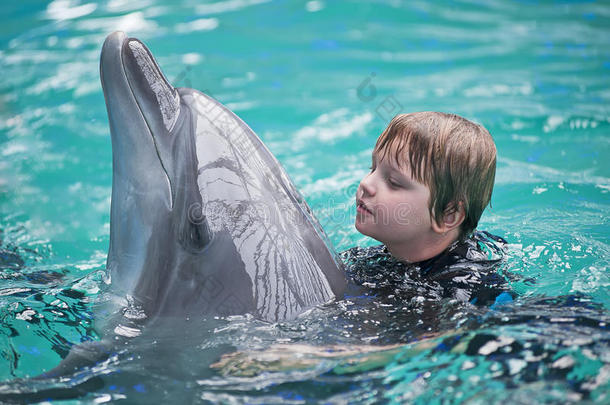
[424,231,511,305]
[421,230,507,277]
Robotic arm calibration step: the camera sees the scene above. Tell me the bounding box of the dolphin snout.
[100,30,174,207]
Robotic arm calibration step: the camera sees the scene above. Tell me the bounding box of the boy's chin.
[354,219,366,235]
[354,221,381,242]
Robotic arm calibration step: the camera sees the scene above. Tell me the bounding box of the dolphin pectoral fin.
[37,340,114,379]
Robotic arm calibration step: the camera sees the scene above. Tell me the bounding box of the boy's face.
[355,151,435,250]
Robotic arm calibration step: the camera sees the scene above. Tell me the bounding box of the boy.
[213,112,513,376]
[343,111,511,306]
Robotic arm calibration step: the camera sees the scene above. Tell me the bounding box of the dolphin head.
[100,32,210,303]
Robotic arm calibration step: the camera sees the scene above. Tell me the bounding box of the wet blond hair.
[373,112,496,240]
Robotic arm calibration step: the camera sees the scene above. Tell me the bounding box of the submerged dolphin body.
[100,31,346,324]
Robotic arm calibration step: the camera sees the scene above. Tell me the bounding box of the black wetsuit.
[340,231,513,307]
[338,233,608,396]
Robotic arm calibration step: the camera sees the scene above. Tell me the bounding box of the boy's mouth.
[356,199,374,216]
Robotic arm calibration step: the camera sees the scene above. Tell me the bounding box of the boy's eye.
[388,178,401,188]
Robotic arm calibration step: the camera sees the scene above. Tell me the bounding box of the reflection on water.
[0,0,609,403]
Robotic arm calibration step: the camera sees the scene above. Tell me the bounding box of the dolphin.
[4,31,348,389]
[99,31,346,325]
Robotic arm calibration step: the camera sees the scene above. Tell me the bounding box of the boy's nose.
[359,173,376,197]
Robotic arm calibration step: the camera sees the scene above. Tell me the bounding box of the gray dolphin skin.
[100,31,346,324]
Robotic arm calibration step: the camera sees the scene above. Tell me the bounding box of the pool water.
[0,0,609,403]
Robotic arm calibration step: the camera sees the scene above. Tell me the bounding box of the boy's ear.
[431,202,465,234]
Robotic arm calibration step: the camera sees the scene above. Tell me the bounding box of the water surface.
[0,0,608,403]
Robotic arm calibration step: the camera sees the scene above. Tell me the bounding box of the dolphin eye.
[179,203,211,253]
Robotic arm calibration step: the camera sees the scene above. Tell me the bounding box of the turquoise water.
[0,0,609,403]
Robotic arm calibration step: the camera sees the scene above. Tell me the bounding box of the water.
[0,0,609,402]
